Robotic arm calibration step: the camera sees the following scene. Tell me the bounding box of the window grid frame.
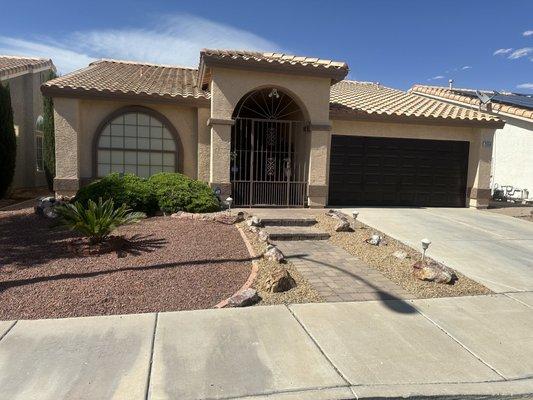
[96,112,178,178]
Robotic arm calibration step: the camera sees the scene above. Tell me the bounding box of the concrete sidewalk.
[0,294,532,399]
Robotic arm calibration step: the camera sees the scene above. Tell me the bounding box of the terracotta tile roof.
[330,80,503,126]
[411,84,533,122]
[0,55,55,79]
[42,59,210,103]
[199,49,349,84]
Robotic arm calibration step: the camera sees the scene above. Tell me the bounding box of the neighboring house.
[0,55,56,189]
[42,49,503,209]
[411,85,533,201]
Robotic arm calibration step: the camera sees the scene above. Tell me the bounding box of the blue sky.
[1,0,532,92]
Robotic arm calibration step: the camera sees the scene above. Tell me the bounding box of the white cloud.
[427,75,445,81]
[493,48,513,56]
[523,30,533,37]
[0,36,94,72]
[461,65,472,70]
[517,83,533,90]
[509,47,533,59]
[0,13,283,73]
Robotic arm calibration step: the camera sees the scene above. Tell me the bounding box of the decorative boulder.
[365,234,385,246]
[35,196,61,219]
[227,288,260,307]
[258,230,270,243]
[247,216,262,227]
[334,219,351,232]
[326,209,352,232]
[266,268,296,293]
[413,261,457,284]
[248,226,260,234]
[213,213,242,225]
[264,244,285,263]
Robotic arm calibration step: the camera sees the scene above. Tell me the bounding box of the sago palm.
[55,198,146,244]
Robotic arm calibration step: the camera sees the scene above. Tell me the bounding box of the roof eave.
[329,108,505,129]
[412,88,533,123]
[199,54,348,85]
[41,85,211,107]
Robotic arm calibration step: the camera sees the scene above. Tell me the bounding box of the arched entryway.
[231,88,310,207]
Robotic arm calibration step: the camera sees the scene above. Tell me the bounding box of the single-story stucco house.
[1,55,56,189]
[41,49,504,208]
[411,84,533,201]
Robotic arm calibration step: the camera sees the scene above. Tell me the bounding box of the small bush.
[56,198,146,244]
[74,173,158,215]
[148,172,220,213]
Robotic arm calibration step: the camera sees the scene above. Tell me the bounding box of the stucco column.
[208,118,234,199]
[53,98,80,197]
[307,125,331,207]
[468,128,495,209]
[197,107,211,182]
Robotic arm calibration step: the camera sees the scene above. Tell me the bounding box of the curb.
[213,224,260,309]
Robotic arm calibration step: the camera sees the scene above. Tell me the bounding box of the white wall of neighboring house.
[491,117,533,200]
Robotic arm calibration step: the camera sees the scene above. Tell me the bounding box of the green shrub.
[56,198,146,244]
[148,172,220,213]
[74,173,158,215]
[0,83,16,198]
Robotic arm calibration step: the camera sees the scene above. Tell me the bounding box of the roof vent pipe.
[448,79,454,89]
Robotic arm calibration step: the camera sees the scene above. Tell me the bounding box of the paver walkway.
[1,294,532,399]
[242,207,411,302]
[276,240,411,302]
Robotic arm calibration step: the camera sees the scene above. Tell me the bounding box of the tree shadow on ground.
[0,211,80,268]
[0,211,168,270]
[285,252,418,314]
[0,255,259,292]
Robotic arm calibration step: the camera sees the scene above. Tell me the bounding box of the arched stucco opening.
[230,87,310,207]
[92,106,184,178]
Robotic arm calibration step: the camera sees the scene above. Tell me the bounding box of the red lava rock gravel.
[0,208,252,320]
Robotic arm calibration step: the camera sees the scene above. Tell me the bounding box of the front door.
[230,118,307,207]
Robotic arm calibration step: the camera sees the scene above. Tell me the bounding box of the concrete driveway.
[337,207,533,293]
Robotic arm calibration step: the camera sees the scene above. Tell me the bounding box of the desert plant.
[55,198,146,244]
[74,173,159,215]
[148,172,220,213]
[0,82,16,198]
[42,70,58,191]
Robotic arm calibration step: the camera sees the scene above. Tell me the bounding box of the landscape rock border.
[213,225,260,308]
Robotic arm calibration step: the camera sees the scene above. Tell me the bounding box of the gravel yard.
[315,213,492,298]
[237,222,323,305]
[0,207,252,320]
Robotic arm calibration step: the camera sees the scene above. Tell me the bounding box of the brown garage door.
[328,135,469,207]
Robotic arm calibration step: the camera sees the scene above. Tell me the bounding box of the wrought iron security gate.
[231,117,308,207]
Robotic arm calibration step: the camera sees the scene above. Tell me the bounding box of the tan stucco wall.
[53,97,206,195]
[207,66,333,198]
[2,69,49,190]
[197,107,210,182]
[330,119,495,208]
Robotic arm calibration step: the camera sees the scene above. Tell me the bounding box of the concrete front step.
[264,226,330,241]
[261,217,317,227]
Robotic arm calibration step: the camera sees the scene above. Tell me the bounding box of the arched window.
[95,109,179,178]
[35,115,44,172]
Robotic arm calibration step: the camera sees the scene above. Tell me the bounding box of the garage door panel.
[329,135,469,207]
